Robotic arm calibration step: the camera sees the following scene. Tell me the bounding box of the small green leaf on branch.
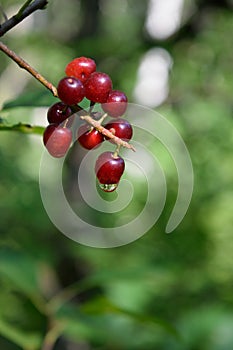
[0,122,44,135]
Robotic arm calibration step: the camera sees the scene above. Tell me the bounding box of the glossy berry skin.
[43,124,72,158]
[95,151,125,185]
[101,90,128,117]
[47,102,72,124]
[65,57,96,83]
[84,72,112,103]
[77,124,104,150]
[57,77,85,105]
[104,118,133,142]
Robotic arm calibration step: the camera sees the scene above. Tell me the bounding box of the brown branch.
[80,115,136,152]
[0,40,58,96]
[0,0,48,37]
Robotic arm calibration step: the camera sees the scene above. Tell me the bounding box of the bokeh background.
[0,0,233,349]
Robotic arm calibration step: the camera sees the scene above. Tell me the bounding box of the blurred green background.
[0,0,233,349]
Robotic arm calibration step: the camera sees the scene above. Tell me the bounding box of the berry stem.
[113,144,121,158]
[62,117,71,129]
[80,114,136,152]
[0,0,48,37]
[98,113,108,125]
[0,41,58,97]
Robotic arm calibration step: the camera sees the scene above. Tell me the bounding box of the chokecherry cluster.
[43,56,133,192]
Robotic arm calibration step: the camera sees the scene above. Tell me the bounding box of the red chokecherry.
[43,124,72,158]
[95,151,125,192]
[47,102,72,124]
[57,77,85,105]
[65,57,96,83]
[102,90,128,117]
[84,72,112,103]
[104,118,133,142]
[77,124,104,150]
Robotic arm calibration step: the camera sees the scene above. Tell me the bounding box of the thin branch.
[80,114,136,152]
[0,41,58,96]
[47,280,90,313]
[41,319,63,350]
[0,0,48,37]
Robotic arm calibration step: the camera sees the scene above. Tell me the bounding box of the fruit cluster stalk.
[80,115,136,152]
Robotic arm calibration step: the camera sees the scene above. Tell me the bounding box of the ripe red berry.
[47,102,72,124]
[104,118,133,142]
[101,90,128,117]
[65,57,96,83]
[43,124,72,158]
[84,72,112,103]
[95,151,125,192]
[77,124,104,149]
[57,77,85,105]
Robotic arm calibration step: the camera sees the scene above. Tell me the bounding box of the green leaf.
[55,296,180,341]
[15,0,34,19]
[0,122,44,135]
[81,296,180,339]
[56,298,181,347]
[2,90,57,110]
[0,247,40,296]
[0,317,42,350]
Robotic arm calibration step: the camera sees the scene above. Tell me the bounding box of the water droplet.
[99,183,118,192]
